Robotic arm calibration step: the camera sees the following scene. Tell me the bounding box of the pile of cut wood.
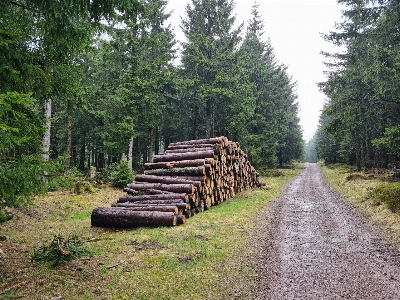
[91,137,260,228]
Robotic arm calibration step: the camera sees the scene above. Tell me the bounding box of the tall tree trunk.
[42,98,52,161]
[128,135,134,169]
[79,138,85,171]
[355,136,362,172]
[278,149,283,168]
[148,128,155,163]
[205,100,212,138]
[66,102,72,169]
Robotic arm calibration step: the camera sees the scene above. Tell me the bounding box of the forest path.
[253,163,400,299]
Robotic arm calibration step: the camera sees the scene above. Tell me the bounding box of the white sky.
[166,0,345,142]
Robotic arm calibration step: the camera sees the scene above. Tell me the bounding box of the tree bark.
[128,134,134,170]
[123,188,176,195]
[176,215,186,224]
[153,150,214,163]
[108,206,178,213]
[112,202,190,210]
[134,174,202,186]
[167,143,217,150]
[42,98,52,161]
[169,137,226,147]
[66,101,72,169]
[126,182,195,194]
[118,193,188,203]
[148,128,155,163]
[144,166,208,176]
[144,158,214,169]
[164,147,214,154]
[91,208,177,228]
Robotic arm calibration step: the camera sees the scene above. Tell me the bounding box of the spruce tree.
[180,0,242,138]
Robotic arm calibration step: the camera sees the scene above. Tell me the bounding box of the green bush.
[367,183,400,213]
[110,159,134,188]
[32,235,88,267]
[0,155,48,211]
[95,163,118,182]
[48,167,83,191]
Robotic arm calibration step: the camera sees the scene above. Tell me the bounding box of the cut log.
[134,174,202,187]
[126,182,195,194]
[167,143,216,150]
[144,166,206,177]
[164,147,214,154]
[112,202,190,210]
[176,215,186,224]
[113,206,179,213]
[91,208,177,228]
[144,158,214,170]
[134,199,187,205]
[153,150,214,163]
[123,187,177,195]
[118,193,188,203]
[168,137,226,146]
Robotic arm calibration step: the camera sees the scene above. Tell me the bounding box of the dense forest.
[0,0,303,218]
[314,0,400,170]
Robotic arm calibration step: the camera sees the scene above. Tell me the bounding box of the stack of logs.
[91,137,260,228]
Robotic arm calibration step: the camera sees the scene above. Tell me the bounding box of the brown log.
[144,166,207,177]
[164,147,214,154]
[153,150,214,163]
[123,187,175,195]
[126,182,195,194]
[135,199,187,205]
[168,137,226,146]
[112,202,189,210]
[144,158,214,169]
[176,215,186,224]
[91,208,177,228]
[118,193,188,203]
[167,175,206,183]
[135,174,202,187]
[167,143,216,150]
[112,206,179,213]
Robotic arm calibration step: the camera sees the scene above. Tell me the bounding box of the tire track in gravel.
[254,163,400,299]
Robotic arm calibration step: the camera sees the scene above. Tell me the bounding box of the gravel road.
[253,163,400,299]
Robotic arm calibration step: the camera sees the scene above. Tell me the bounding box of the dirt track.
[253,163,400,299]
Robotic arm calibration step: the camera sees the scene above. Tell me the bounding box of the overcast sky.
[165,0,345,142]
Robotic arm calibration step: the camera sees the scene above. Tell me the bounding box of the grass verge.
[320,163,400,251]
[0,165,303,300]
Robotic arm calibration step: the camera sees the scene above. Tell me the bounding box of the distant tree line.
[0,0,303,215]
[315,0,400,170]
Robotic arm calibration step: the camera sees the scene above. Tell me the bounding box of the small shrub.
[367,183,400,213]
[48,167,84,191]
[110,159,134,188]
[345,173,369,181]
[32,235,88,266]
[260,169,285,177]
[0,208,12,223]
[73,180,94,194]
[95,163,119,182]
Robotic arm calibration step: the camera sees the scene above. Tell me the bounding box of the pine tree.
[180,0,242,138]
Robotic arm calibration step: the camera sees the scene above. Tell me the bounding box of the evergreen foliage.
[110,159,134,188]
[32,234,88,267]
[305,135,318,163]
[317,0,400,169]
[1,0,305,211]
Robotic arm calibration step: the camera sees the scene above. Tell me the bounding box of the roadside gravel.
[253,163,400,299]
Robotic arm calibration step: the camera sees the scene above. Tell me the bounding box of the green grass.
[367,183,400,213]
[0,165,303,300]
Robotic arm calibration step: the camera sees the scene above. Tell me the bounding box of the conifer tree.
[180,0,242,138]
